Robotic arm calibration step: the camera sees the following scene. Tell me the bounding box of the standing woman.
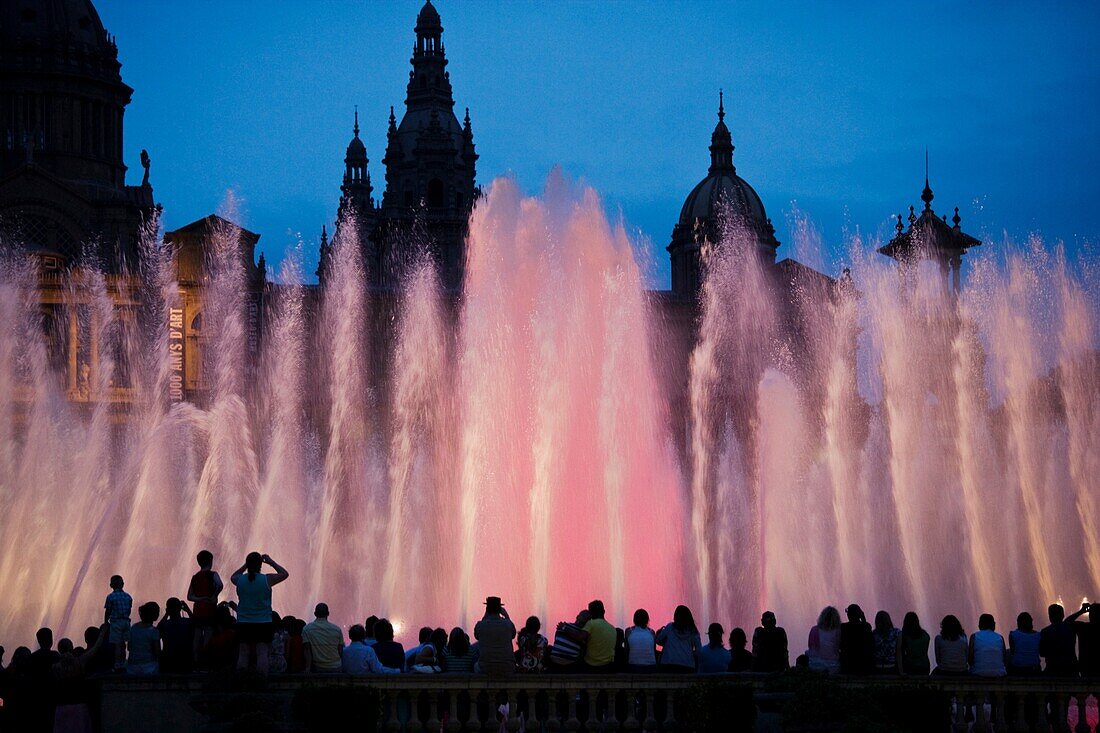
[655,605,700,672]
[231,552,289,674]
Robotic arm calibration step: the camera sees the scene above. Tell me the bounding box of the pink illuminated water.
[0,176,1097,653]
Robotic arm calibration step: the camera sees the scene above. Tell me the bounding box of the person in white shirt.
[342,625,399,675]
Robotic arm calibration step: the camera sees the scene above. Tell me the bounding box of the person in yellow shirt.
[582,600,618,672]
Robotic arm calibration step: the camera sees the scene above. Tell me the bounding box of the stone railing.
[97,673,1100,733]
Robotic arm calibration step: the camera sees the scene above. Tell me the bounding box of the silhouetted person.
[127,601,162,674]
[230,552,288,674]
[872,611,900,674]
[440,627,473,673]
[656,605,700,672]
[898,612,930,676]
[28,628,60,732]
[341,624,397,675]
[285,617,306,673]
[549,610,589,671]
[405,626,433,666]
[372,619,405,671]
[624,609,657,673]
[839,603,874,675]
[698,622,731,673]
[104,574,132,671]
[968,613,1007,677]
[808,606,841,673]
[82,625,113,675]
[364,615,380,646]
[728,628,753,672]
[187,550,223,666]
[474,596,516,677]
[158,597,194,673]
[516,616,547,672]
[2,646,33,731]
[1040,603,1087,676]
[1008,612,1041,676]
[28,628,60,679]
[581,600,617,672]
[751,611,790,672]
[933,615,968,676]
[1073,603,1099,677]
[303,603,344,673]
[51,624,108,733]
[203,604,238,671]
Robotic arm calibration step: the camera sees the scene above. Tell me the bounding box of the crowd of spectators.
[1,549,1097,732]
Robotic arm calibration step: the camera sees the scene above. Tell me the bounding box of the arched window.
[427,179,444,208]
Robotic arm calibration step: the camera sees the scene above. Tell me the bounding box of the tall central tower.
[375,0,478,291]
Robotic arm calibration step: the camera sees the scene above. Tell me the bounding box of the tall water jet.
[381,257,454,619]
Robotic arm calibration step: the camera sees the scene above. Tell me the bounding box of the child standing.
[187,550,223,666]
[103,575,132,672]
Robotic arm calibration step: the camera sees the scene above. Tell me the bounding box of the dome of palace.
[678,170,772,233]
[0,0,122,83]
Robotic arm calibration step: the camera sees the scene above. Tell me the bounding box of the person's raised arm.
[229,563,247,586]
[262,555,289,586]
[1066,603,1089,624]
[77,624,111,674]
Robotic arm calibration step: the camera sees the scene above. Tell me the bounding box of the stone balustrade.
[97,673,1100,732]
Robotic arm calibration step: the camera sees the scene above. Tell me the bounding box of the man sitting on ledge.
[302,603,344,673]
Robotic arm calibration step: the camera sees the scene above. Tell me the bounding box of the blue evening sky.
[96,1,1100,286]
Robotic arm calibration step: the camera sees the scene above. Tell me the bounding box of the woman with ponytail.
[230,552,289,673]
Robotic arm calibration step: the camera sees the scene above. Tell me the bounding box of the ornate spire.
[896,213,904,233]
[353,105,359,138]
[952,206,961,229]
[708,89,735,173]
[921,149,934,211]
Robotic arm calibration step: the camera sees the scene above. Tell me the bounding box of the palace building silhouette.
[0,0,981,404]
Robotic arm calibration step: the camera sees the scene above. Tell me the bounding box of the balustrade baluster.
[525,688,540,731]
[974,690,991,733]
[1051,694,1068,733]
[990,690,1007,731]
[663,689,677,731]
[445,689,462,733]
[424,689,441,732]
[546,689,563,732]
[505,688,520,732]
[384,690,402,733]
[408,690,425,733]
[642,690,657,732]
[952,691,969,733]
[621,686,639,731]
[465,690,483,732]
[1011,691,1030,733]
[1074,693,1091,733]
[565,687,581,732]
